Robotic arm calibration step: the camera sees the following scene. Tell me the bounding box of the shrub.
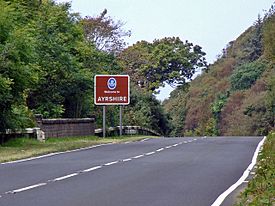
[230,61,267,91]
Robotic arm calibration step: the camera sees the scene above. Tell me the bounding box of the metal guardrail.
[95,126,161,137]
[0,126,161,144]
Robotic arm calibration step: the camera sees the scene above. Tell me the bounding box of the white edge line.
[140,138,149,142]
[53,173,79,181]
[1,143,112,165]
[82,166,102,172]
[1,138,153,165]
[11,183,47,193]
[211,136,266,206]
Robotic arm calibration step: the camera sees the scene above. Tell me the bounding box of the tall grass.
[236,132,275,205]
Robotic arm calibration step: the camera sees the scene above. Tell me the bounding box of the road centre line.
[104,161,119,166]
[1,138,195,166]
[132,155,144,159]
[122,158,132,162]
[82,166,102,173]
[53,173,79,181]
[1,139,194,197]
[9,183,47,194]
[145,151,155,155]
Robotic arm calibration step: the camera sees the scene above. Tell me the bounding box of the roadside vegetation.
[235,132,275,206]
[0,135,154,163]
[164,4,275,136]
[0,0,209,137]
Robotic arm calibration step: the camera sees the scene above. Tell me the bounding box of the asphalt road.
[0,136,263,206]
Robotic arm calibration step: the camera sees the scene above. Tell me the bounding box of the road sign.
[94,75,130,105]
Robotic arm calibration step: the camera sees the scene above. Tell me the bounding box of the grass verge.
[235,132,275,206]
[0,135,155,163]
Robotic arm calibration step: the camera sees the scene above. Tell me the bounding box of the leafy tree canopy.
[81,9,131,55]
[119,37,208,92]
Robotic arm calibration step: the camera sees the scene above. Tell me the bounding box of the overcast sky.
[57,0,274,100]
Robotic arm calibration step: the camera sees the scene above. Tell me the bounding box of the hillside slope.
[164,10,275,136]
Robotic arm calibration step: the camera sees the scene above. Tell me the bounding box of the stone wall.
[35,115,95,138]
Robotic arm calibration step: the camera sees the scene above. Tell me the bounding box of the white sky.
[57,0,274,101]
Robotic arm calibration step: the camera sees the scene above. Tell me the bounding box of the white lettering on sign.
[97,96,127,102]
[104,90,117,94]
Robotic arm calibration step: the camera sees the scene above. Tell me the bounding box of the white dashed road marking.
[1,138,198,198]
[10,183,47,194]
[132,155,144,159]
[53,173,79,181]
[122,158,132,162]
[146,151,155,155]
[104,161,119,166]
[82,166,102,173]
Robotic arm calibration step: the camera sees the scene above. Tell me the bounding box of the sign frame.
[94,75,130,106]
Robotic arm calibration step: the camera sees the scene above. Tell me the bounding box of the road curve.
[0,136,263,206]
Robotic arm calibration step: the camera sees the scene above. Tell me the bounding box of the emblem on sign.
[107,77,117,90]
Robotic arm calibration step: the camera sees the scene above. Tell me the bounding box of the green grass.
[235,132,275,206]
[0,135,155,163]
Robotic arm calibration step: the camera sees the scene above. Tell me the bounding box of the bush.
[236,132,275,205]
[230,61,267,91]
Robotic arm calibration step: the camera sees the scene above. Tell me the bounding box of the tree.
[245,15,263,62]
[119,37,208,92]
[163,84,189,136]
[266,75,275,129]
[263,11,275,62]
[0,0,38,131]
[81,9,131,55]
[26,1,95,118]
[123,86,172,135]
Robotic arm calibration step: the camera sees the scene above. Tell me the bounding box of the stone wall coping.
[41,118,95,124]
